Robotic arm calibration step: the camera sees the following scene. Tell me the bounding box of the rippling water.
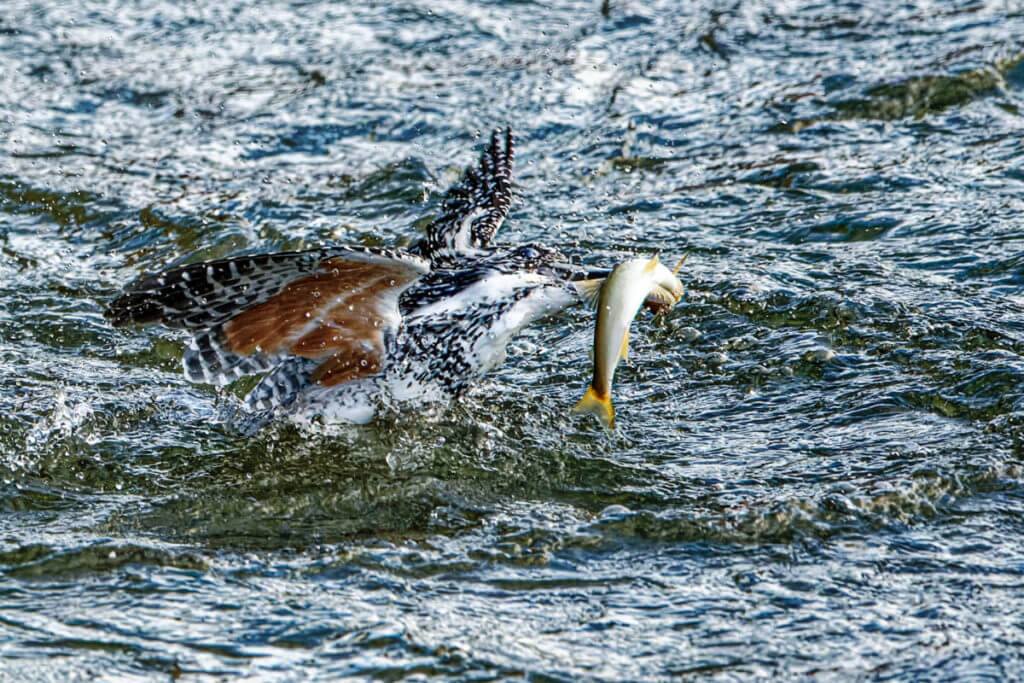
[3,0,1024,678]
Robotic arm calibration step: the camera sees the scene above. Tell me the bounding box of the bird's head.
[482,244,575,279]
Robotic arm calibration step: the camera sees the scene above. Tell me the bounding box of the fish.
[572,255,685,428]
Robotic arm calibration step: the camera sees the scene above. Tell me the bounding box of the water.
[2,0,1024,678]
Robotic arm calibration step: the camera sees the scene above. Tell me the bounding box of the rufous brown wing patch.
[310,343,383,386]
[223,258,421,385]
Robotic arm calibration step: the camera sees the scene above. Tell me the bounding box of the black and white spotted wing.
[180,326,276,387]
[244,356,321,411]
[416,128,514,260]
[106,245,429,389]
[106,245,428,330]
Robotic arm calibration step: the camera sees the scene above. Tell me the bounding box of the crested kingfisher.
[107,130,673,425]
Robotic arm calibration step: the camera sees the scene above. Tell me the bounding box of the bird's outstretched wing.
[107,246,428,390]
[416,128,514,260]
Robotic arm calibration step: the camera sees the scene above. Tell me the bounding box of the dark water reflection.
[2,0,1024,678]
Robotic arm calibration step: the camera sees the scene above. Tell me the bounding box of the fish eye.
[520,247,542,259]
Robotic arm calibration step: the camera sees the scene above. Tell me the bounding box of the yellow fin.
[643,254,660,274]
[673,253,688,275]
[619,328,629,361]
[572,386,615,429]
[572,278,604,310]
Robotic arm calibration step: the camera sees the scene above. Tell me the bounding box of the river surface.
[2,0,1024,679]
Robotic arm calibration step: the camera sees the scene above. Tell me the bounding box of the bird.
[106,129,628,426]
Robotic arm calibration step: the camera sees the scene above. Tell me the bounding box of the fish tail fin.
[644,254,660,273]
[572,386,615,429]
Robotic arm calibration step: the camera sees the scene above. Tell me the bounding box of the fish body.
[573,255,683,428]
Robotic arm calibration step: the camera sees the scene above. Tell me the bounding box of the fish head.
[650,260,684,302]
[639,257,685,314]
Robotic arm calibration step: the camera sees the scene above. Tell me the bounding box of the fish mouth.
[643,283,681,314]
[663,280,684,300]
